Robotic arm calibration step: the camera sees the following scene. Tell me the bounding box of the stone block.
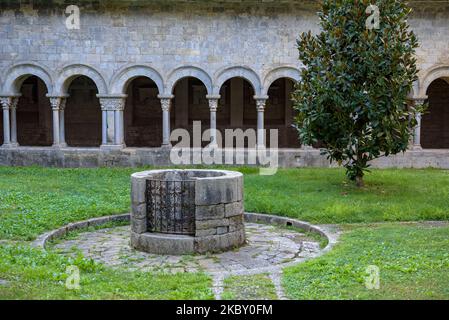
[195,204,225,220]
[196,218,229,231]
[224,201,244,218]
[131,177,147,205]
[131,217,147,234]
[132,203,147,219]
[131,232,195,255]
[195,229,217,237]
[216,226,229,235]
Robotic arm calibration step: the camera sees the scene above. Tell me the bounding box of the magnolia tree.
[293,0,424,186]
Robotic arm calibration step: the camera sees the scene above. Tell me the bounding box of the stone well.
[130,169,245,255]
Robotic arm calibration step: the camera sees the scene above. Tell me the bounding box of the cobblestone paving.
[51,223,322,275]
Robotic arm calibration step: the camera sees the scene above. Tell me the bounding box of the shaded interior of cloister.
[123,76,300,148]
[16,76,52,146]
[65,76,102,147]
[5,74,449,150]
[422,78,449,149]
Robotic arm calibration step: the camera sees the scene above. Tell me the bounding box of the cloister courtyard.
[0,166,448,300]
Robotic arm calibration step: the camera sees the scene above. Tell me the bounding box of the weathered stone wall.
[0,1,448,97]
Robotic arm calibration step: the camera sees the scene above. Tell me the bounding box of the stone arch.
[165,66,213,95]
[54,64,108,95]
[110,64,164,94]
[419,65,449,97]
[213,66,262,96]
[2,62,53,94]
[262,66,301,96]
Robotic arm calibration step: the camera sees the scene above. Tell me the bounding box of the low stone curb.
[32,214,130,249]
[32,212,339,262]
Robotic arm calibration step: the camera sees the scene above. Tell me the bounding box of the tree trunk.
[355,175,364,188]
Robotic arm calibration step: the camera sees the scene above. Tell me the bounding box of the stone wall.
[0,1,448,97]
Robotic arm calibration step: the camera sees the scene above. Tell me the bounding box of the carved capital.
[99,98,126,111]
[160,98,171,112]
[49,97,67,111]
[208,98,219,112]
[0,97,19,110]
[255,99,266,112]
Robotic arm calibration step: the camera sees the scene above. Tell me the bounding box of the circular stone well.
[130,169,245,255]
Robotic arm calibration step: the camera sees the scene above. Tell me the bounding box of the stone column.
[59,98,67,147]
[207,95,220,147]
[412,97,427,150]
[158,95,174,148]
[10,100,18,147]
[98,96,127,149]
[0,96,19,148]
[49,97,68,148]
[255,96,268,148]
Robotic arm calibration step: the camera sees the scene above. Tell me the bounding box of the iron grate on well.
[146,179,196,235]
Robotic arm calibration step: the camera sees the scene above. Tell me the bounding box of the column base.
[100,144,125,151]
[52,143,68,149]
[412,145,423,151]
[160,144,172,150]
[2,143,19,148]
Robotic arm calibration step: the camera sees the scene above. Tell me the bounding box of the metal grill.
[146,179,196,235]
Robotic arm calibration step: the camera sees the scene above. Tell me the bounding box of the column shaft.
[10,106,17,145]
[2,107,10,145]
[159,97,173,147]
[52,108,60,146]
[256,99,266,148]
[102,110,107,145]
[207,96,220,147]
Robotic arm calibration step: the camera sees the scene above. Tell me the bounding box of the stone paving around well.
[51,223,323,275]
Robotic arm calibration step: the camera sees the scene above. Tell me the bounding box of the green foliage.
[283,224,449,299]
[293,0,424,183]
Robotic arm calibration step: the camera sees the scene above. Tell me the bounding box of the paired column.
[207,95,220,147]
[98,96,127,149]
[158,94,174,148]
[254,96,268,148]
[411,97,427,150]
[0,96,20,148]
[49,97,67,148]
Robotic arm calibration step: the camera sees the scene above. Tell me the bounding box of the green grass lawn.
[0,166,448,299]
[283,223,449,299]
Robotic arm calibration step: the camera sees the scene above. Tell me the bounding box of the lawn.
[0,166,448,299]
[283,223,449,299]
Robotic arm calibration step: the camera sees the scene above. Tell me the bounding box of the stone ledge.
[131,231,195,255]
[32,213,130,249]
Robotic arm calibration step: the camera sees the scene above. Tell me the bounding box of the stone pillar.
[0,96,19,148]
[255,96,268,148]
[158,95,174,148]
[207,95,220,147]
[98,96,127,149]
[49,97,67,148]
[10,101,18,146]
[59,99,67,147]
[412,97,427,150]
